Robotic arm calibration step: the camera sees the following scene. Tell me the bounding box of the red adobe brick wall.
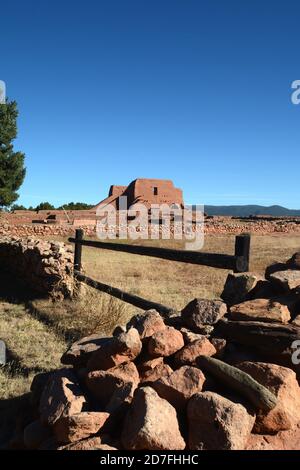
[95,178,184,210]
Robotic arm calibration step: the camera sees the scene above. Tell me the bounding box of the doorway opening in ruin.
[153,186,158,195]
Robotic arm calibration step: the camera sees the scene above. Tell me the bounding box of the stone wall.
[1,217,300,240]
[0,236,74,299]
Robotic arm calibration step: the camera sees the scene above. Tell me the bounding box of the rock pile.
[0,236,74,298]
[21,252,300,450]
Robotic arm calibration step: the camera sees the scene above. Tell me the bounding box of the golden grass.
[30,287,131,341]
[80,234,300,313]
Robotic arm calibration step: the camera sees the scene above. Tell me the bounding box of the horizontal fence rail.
[69,230,251,316]
[74,270,175,318]
[69,233,250,273]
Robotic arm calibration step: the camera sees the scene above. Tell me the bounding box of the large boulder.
[229,299,291,323]
[187,392,255,450]
[287,252,300,270]
[139,363,173,384]
[211,338,227,359]
[292,315,300,327]
[30,371,55,407]
[85,362,139,408]
[39,369,86,426]
[180,327,211,344]
[61,334,108,368]
[148,327,184,357]
[136,356,164,374]
[87,328,142,371]
[174,337,216,367]
[246,423,300,450]
[221,273,261,305]
[151,366,205,410]
[127,310,166,340]
[53,412,110,444]
[269,270,300,292]
[181,298,227,329]
[237,362,300,433]
[121,387,185,450]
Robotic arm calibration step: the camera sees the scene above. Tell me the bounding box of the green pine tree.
[0,100,26,207]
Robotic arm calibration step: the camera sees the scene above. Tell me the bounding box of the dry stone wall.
[0,236,74,299]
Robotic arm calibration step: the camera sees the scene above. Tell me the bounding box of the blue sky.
[2,1,300,208]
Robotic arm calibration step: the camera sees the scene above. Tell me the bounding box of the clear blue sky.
[2,1,300,208]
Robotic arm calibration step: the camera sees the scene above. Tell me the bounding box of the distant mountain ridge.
[204,205,300,217]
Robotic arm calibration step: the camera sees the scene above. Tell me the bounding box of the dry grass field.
[0,233,300,447]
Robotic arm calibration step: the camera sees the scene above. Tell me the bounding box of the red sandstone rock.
[53,412,109,444]
[30,371,55,407]
[121,387,185,450]
[136,356,164,374]
[130,310,166,340]
[180,327,210,344]
[270,270,300,292]
[151,366,205,409]
[39,369,86,426]
[174,337,216,366]
[58,436,117,450]
[61,334,109,368]
[246,423,300,450]
[248,279,278,300]
[86,362,139,408]
[187,392,255,450]
[106,382,137,414]
[221,273,261,305]
[292,314,300,326]
[140,363,173,384]
[237,362,300,433]
[148,327,184,357]
[181,298,227,329]
[87,328,142,371]
[229,299,291,323]
[211,338,227,359]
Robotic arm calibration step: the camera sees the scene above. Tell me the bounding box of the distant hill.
[204,205,300,217]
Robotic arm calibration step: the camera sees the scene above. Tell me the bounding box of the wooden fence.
[68,230,251,317]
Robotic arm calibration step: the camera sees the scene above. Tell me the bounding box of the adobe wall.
[109,185,127,197]
[131,178,183,208]
[95,178,184,210]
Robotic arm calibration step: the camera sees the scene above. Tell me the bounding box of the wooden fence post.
[74,229,83,272]
[234,233,251,273]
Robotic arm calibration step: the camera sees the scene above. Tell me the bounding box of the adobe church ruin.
[95,178,184,211]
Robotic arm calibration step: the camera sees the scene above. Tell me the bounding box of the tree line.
[11,202,94,212]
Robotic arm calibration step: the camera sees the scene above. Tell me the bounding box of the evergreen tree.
[11,203,27,211]
[35,202,55,211]
[0,100,26,207]
[58,202,94,210]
